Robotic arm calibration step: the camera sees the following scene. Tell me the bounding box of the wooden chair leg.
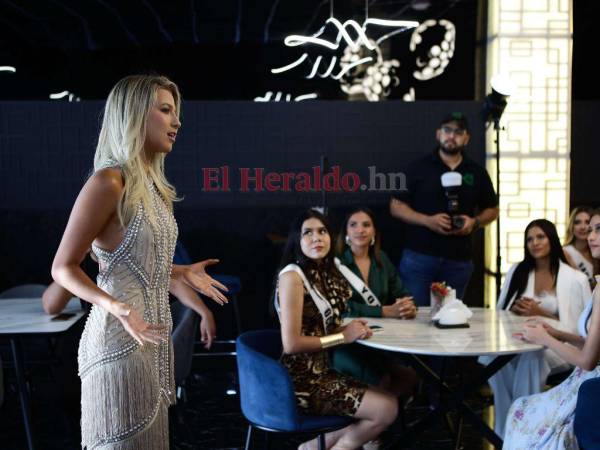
[244,425,253,450]
[318,433,326,450]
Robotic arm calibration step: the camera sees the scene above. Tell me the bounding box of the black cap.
[439,112,469,132]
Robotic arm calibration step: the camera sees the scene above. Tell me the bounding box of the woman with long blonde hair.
[563,206,596,288]
[52,74,227,449]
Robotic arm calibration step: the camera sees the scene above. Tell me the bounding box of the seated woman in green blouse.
[332,207,418,396]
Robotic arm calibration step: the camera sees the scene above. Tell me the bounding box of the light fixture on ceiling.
[411,0,431,11]
[254,91,318,102]
[49,90,81,102]
[271,17,418,79]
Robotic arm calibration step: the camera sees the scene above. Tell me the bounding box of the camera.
[441,171,464,230]
[452,215,465,229]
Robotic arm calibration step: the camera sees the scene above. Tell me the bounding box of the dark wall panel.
[0,101,487,331]
[571,101,600,208]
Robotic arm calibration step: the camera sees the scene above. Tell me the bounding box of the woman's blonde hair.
[565,206,593,246]
[93,74,181,228]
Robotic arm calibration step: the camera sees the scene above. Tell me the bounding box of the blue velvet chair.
[236,329,353,450]
[574,377,600,449]
[171,301,199,399]
[173,241,243,348]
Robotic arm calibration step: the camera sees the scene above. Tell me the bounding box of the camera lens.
[452,216,465,229]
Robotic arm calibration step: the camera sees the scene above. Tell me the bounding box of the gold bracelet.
[320,332,345,349]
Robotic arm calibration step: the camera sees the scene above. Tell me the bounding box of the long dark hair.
[335,207,383,267]
[502,219,567,308]
[280,209,337,279]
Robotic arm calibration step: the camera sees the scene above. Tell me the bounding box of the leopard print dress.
[280,268,367,416]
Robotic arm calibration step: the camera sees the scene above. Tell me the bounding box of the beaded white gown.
[79,184,178,449]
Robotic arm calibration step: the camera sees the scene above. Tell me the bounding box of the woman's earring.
[345,235,351,245]
[370,236,375,246]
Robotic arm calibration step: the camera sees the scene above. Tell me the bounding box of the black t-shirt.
[393,150,498,260]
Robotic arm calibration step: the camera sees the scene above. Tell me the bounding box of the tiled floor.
[0,349,496,450]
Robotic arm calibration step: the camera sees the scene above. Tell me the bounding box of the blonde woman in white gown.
[52,75,228,449]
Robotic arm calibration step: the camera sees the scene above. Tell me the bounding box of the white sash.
[274,264,334,332]
[334,257,381,307]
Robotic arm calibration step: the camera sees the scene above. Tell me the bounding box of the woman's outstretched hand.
[108,301,168,346]
[179,259,229,305]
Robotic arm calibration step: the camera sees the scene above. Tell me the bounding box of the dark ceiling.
[0,0,481,100]
[0,0,596,100]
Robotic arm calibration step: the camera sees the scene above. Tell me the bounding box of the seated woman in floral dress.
[504,210,600,449]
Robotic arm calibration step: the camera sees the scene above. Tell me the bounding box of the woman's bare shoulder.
[82,167,124,200]
[279,270,303,285]
[90,167,123,189]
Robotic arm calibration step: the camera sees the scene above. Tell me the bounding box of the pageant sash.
[275,264,334,332]
[334,257,381,307]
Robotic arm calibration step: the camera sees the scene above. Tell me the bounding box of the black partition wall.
[0,101,486,332]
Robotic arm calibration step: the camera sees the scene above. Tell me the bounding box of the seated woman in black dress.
[276,209,397,450]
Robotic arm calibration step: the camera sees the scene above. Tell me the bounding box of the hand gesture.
[426,213,452,235]
[510,297,542,317]
[180,259,229,305]
[514,322,550,345]
[450,215,476,236]
[108,301,167,346]
[199,310,217,349]
[342,319,373,343]
[383,297,417,319]
[526,317,559,338]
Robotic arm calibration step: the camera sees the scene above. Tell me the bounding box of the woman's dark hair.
[335,207,383,267]
[280,209,336,275]
[502,219,567,308]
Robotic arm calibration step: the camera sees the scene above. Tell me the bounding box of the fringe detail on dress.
[81,346,167,450]
[92,401,169,450]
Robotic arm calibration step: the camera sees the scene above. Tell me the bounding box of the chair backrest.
[236,329,300,431]
[574,377,600,449]
[0,284,47,299]
[171,301,199,386]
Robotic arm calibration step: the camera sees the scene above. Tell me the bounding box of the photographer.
[390,112,499,307]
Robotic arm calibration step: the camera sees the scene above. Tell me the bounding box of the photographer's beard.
[439,139,466,156]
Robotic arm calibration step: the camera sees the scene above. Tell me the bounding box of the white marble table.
[355,306,543,356]
[0,297,85,450]
[351,307,544,449]
[0,297,85,335]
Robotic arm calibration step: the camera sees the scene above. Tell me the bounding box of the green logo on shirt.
[463,173,474,186]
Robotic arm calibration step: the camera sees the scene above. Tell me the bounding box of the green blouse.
[338,246,411,318]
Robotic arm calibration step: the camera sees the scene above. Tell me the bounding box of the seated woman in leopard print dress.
[276,209,398,450]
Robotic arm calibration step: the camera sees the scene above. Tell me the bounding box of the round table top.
[352,307,544,357]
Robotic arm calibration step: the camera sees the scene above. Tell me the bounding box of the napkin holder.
[432,299,472,329]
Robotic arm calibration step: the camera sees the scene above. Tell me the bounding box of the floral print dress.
[504,299,599,449]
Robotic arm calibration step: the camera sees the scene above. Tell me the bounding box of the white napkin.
[432,299,473,324]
